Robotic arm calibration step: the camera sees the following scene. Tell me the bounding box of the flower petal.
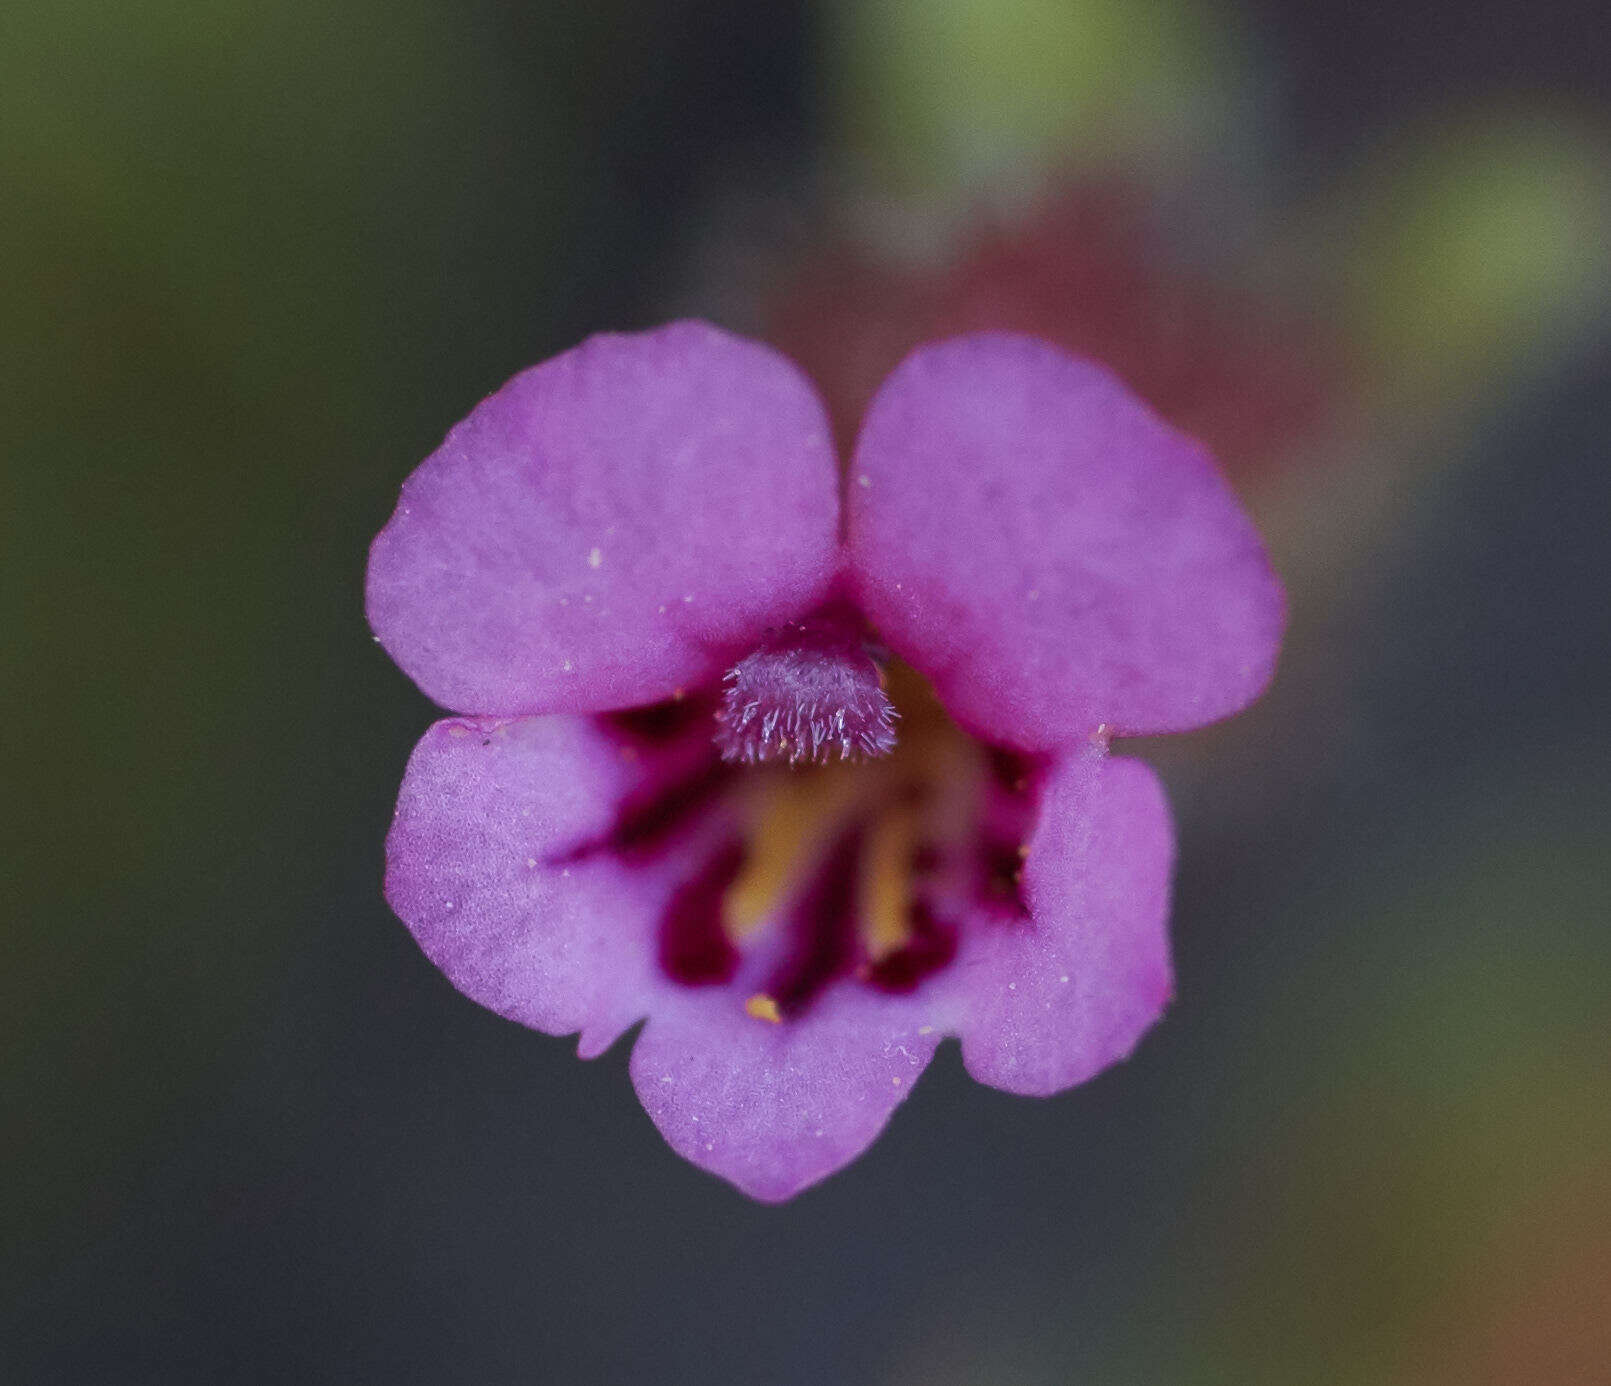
[368,322,841,715]
[846,333,1285,746]
[384,714,711,1057]
[949,750,1175,1096]
[630,986,940,1201]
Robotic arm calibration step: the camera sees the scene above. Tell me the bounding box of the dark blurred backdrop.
[6,1,1609,1382]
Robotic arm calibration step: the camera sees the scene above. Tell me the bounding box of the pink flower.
[367,321,1283,1200]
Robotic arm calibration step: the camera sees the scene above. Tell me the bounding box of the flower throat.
[664,617,1032,1021]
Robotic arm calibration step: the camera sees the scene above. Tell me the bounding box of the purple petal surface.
[946,749,1176,1095]
[384,714,713,1057]
[368,322,840,715]
[846,333,1285,746]
[630,985,940,1201]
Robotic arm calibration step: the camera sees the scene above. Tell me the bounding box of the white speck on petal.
[525,857,536,868]
[562,659,574,672]
[856,474,871,488]
[917,1025,934,1035]
[892,1075,902,1086]
[1059,974,1070,984]
[588,547,602,568]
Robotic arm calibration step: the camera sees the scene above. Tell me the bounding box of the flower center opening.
[595,620,1037,1023]
[711,628,1032,1023]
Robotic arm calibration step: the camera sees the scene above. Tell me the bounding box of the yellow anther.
[744,993,782,1024]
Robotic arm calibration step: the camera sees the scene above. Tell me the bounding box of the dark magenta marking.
[864,900,958,993]
[981,837,1030,917]
[658,839,745,986]
[765,828,864,1017]
[603,694,715,746]
[606,760,731,859]
[986,746,1035,795]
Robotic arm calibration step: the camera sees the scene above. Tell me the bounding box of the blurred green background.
[6,1,1609,1381]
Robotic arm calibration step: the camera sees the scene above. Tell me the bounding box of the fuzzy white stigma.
[713,620,897,766]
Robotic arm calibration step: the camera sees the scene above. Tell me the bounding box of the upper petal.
[846,333,1285,746]
[368,322,841,715]
[629,984,939,1202]
[947,749,1175,1096]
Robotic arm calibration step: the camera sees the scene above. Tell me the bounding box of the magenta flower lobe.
[368,321,1283,1200]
